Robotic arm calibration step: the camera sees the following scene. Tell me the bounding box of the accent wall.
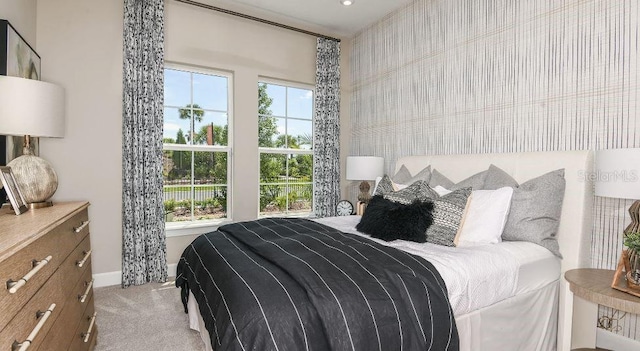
[349,0,640,341]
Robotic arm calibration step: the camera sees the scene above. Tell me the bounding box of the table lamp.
[595,148,640,295]
[0,76,65,208]
[595,148,640,233]
[346,156,384,204]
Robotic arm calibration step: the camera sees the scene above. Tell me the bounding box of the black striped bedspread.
[176,217,459,351]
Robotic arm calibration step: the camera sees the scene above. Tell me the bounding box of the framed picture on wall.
[0,19,41,78]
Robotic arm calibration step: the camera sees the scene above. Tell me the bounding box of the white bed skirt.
[187,280,559,351]
[456,281,558,351]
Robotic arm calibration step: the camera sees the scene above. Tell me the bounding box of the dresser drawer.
[0,229,60,332]
[38,264,93,351]
[68,295,97,351]
[59,235,92,298]
[50,209,90,255]
[0,264,65,351]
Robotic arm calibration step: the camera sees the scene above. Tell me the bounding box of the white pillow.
[393,182,409,191]
[372,176,383,195]
[433,185,452,196]
[455,187,514,247]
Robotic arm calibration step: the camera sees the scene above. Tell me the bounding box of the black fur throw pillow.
[356,195,435,242]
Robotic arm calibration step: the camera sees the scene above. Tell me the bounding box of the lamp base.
[357,181,372,204]
[6,141,58,205]
[625,200,640,234]
[28,201,53,210]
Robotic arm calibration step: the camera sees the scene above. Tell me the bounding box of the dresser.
[0,202,97,351]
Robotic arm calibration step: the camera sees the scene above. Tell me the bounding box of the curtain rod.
[174,0,341,42]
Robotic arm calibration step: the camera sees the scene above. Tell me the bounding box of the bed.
[176,150,594,351]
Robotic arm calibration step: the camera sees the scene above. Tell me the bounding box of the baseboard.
[93,263,178,288]
[92,270,121,288]
[597,328,640,350]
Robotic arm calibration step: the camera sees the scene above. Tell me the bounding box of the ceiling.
[193,0,415,38]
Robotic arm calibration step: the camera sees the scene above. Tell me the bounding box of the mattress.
[313,215,560,316]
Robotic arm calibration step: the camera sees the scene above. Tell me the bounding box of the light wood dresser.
[0,201,97,351]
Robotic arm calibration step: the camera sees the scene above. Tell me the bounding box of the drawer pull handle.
[76,250,92,268]
[81,312,97,343]
[73,220,90,233]
[6,256,53,294]
[78,279,94,303]
[11,303,56,351]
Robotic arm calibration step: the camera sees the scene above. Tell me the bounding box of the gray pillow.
[426,187,472,247]
[450,170,487,191]
[429,169,455,189]
[393,165,432,185]
[502,169,566,257]
[483,164,519,190]
[392,165,412,184]
[429,169,486,190]
[383,180,439,205]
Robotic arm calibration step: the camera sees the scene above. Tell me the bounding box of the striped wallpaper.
[349,0,640,340]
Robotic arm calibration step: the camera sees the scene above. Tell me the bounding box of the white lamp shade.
[0,75,65,138]
[594,148,640,199]
[346,156,384,181]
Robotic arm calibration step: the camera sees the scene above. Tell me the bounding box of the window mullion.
[190,72,195,222]
[190,150,195,222]
[285,154,290,214]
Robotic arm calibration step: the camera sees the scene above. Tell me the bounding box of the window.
[258,81,314,217]
[163,66,231,226]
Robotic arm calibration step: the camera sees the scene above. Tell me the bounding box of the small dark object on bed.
[356,195,434,242]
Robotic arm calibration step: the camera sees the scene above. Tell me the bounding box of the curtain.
[313,38,341,217]
[121,0,167,287]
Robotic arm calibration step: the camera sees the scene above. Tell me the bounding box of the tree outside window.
[258,81,314,217]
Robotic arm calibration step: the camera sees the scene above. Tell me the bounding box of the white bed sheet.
[312,215,559,315]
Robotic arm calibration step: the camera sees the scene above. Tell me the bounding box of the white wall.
[36,0,124,275]
[32,0,336,278]
[0,0,37,44]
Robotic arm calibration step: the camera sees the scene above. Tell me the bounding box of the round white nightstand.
[565,268,640,350]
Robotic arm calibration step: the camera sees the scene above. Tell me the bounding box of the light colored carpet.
[93,279,205,351]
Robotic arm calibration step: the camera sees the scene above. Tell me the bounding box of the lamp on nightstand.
[346,156,384,204]
[0,76,65,209]
[595,148,640,233]
[595,148,640,296]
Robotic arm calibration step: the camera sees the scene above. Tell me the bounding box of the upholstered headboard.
[395,150,594,351]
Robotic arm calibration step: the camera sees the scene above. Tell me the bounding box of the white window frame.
[163,63,233,236]
[258,78,315,218]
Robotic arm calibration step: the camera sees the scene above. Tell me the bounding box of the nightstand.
[564,268,640,350]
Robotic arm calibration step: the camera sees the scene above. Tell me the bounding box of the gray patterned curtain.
[121,0,167,287]
[313,38,341,217]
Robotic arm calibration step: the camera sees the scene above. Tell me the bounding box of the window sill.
[259,212,315,219]
[165,219,232,238]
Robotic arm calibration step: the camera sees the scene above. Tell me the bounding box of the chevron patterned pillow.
[426,187,473,247]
